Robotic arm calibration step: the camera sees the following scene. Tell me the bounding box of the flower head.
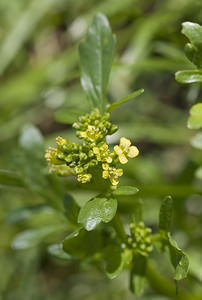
[93,143,112,163]
[114,137,139,164]
[102,163,123,186]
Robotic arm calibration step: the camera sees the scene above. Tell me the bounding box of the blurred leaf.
[54,109,84,124]
[19,124,44,150]
[195,166,202,179]
[130,255,146,296]
[190,133,202,149]
[132,199,143,223]
[168,234,189,281]
[79,13,115,112]
[159,196,173,232]
[0,169,23,188]
[107,89,144,112]
[63,194,80,225]
[113,186,139,196]
[187,103,202,129]
[78,197,117,231]
[48,243,71,260]
[105,247,132,279]
[175,70,202,84]
[63,228,103,259]
[6,204,51,224]
[12,225,64,249]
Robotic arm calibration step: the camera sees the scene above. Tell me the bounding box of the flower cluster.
[45,109,139,186]
[128,222,153,256]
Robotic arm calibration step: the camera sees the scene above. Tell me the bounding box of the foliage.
[1,1,202,299]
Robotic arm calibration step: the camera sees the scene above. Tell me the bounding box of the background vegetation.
[0,0,202,299]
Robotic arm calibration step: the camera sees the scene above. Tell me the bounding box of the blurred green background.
[1,0,202,299]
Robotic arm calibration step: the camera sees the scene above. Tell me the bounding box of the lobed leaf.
[168,235,189,281]
[79,13,115,113]
[78,197,117,231]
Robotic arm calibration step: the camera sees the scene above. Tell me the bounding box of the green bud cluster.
[128,222,153,256]
[72,108,118,143]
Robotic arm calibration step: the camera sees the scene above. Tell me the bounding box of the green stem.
[146,261,202,300]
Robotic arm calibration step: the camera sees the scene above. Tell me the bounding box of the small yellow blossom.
[102,163,123,186]
[93,144,112,163]
[45,147,63,165]
[79,125,101,142]
[114,137,139,164]
[77,173,92,183]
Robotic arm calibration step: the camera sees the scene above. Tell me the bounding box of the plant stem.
[146,261,202,300]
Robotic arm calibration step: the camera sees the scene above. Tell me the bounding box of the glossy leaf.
[168,234,189,280]
[79,13,115,112]
[130,255,146,296]
[78,197,117,231]
[105,247,132,279]
[63,194,80,225]
[113,186,139,196]
[175,70,202,84]
[63,228,103,259]
[159,196,173,232]
[107,89,144,112]
[48,243,71,260]
[187,103,202,129]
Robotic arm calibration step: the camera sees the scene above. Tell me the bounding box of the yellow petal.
[93,147,99,154]
[106,156,113,163]
[102,170,109,179]
[116,169,123,176]
[80,132,87,138]
[127,146,139,158]
[120,137,131,149]
[114,145,123,155]
[111,178,119,186]
[102,163,109,170]
[119,153,128,164]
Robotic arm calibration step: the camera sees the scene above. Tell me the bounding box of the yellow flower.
[114,137,139,164]
[45,147,63,165]
[102,163,123,186]
[93,144,112,163]
[79,125,101,142]
[77,173,92,183]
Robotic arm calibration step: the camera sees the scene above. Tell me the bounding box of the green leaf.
[0,169,23,188]
[54,108,84,124]
[159,196,173,232]
[130,255,146,296]
[63,194,80,225]
[181,22,202,68]
[107,89,144,112]
[113,186,139,196]
[78,197,117,231]
[191,133,202,150]
[48,244,71,260]
[187,103,202,129]
[168,235,189,280]
[175,70,202,84]
[79,13,115,113]
[105,247,132,279]
[12,225,64,249]
[63,228,103,259]
[132,199,143,223]
[182,22,202,48]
